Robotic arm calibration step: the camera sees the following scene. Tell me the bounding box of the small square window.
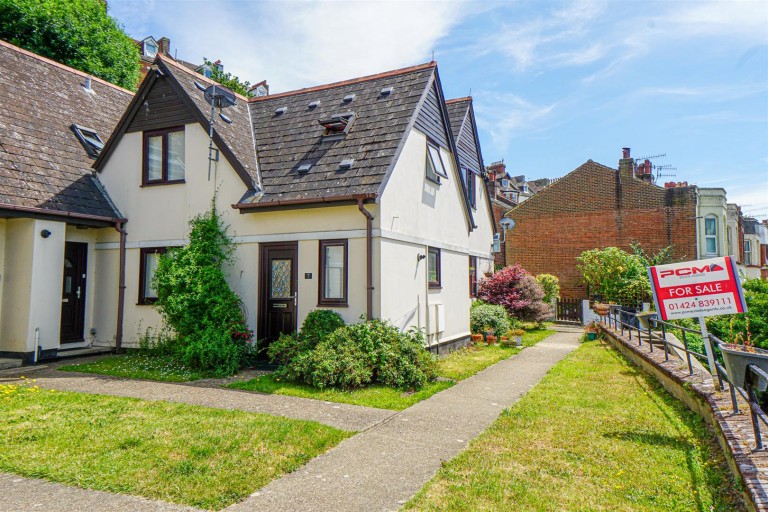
[139,247,167,304]
[318,240,348,306]
[71,124,104,158]
[426,143,448,184]
[143,127,185,185]
[428,247,441,288]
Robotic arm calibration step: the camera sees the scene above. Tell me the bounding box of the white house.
[0,41,496,361]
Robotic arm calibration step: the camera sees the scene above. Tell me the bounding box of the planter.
[635,311,658,330]
[586,332,597,341]
[470,334,483,344]
[593,303,609,316]
[514,335,523,347]
[720,344,768,391]
[486,335,497,345]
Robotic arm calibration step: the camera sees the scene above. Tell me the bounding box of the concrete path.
[226,329,581,512]
[0,370,393,432]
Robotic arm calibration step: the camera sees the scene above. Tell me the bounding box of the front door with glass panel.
[258,242,298,344]
[60,242,87,342]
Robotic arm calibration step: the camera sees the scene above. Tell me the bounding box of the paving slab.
[226,330,581,512]
[0,372,394,432]
[0,473,198,512]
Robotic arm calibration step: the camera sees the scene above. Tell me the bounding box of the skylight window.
[308,100,320,109]
[343,94,356,103]
[319,112,355,137]
[380,86,394,96]
[71,124,104,158]
[275,106,287,115]
[297,163,312,174]
[339,159,354,170]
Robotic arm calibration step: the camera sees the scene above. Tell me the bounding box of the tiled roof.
[156,56,259,189]
[0,40,131,220]
[243,63,435,204]
[445,97,471,139]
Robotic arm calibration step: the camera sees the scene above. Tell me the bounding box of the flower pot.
[486,335,497,345]
[586,332,597,341]
[720,344,768,391]
[470,334,483,344]
[635,311,658,330]
[593,303,609,316]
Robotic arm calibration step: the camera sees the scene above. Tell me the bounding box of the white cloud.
[473,92,558,151]
[121,0,469,92]
[659,0,768,40]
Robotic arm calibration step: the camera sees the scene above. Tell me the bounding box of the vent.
[308,100,320,109]
[380,86,394,96]
[83,76,93,92]
[319,112,355,137]
[339,159,354,170]
[297,163,312,174]
[219,112,233,125]
[194,81,207,92]
[70,124,103,158]
[342,94,356,103]
[274,106,287,115]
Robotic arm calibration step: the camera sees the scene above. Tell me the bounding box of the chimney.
[618,147,635,176]
[486,161,506,182]
[636,158,654,183]
[157,37,170,56]
[213,60,223,73]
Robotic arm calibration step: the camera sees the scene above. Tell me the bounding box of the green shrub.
[536,274,560,303]
[707,277,768,349]
[470,303,510,337]
[267,310,345,365]
[275,319,437,390]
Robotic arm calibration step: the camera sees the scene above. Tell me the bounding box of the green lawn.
[405,340,744,512]
[229,328,556,410]
[228,377,453,411]
[438,327,555,381]
[59,353,215,382]
[0,382,350,509]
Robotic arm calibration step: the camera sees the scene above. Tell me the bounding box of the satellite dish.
[204,84,236,109]
[500,217,515,231]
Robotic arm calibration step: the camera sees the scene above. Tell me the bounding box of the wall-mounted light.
[417,254,426,262]
[40,229,51,238]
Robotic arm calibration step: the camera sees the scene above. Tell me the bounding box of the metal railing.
[598,307,768,451]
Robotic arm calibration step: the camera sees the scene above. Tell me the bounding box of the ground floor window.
[428,247,441,288]
[139,247,167,304]
[469,256,478,297]
[319,239,347,305]
[744,240,752,265]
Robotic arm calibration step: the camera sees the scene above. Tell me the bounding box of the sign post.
[648,256,747,389]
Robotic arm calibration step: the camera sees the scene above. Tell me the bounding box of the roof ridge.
[0,39,134,95]
[156,53,250,101]
[446,96,472,104]
[248,61,437,102]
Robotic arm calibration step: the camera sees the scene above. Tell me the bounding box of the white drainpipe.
[33,327,40,364]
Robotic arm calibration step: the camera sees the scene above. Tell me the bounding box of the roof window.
[339,159,354,170]
[343,94,356,103]
[274,106,287,115]
[297,163,312,174]
[319,112,355,137]
[380,86,394,96]
[308,100,320,109]
[71,124,104,158]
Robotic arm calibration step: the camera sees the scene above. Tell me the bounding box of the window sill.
[137,300,158,306]
[141,179,186,187]
[317,302,349,308]
[428,284,442,290]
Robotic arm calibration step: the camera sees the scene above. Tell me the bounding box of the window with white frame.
[704,216,718,255]
[744,240,752,265]
[425,142,448,184]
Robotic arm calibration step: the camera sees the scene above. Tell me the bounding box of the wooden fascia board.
[465,102,496,230]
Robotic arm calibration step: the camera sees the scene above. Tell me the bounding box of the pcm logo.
[659,263,724,279]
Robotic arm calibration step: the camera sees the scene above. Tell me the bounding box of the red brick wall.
[505,159,697,298]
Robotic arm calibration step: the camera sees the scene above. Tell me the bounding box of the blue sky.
[112,0,767,215]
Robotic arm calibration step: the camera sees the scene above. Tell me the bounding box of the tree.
[576,247,651,304]
[478,264,551,322]
[536,274,560,303]
[0,0,140,90]
[202,58,252,97]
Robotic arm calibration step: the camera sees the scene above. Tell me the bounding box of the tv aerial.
[194,81,236,181]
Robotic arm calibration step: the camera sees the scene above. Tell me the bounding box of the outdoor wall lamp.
[417,254,426,262]
[40,229,51,238]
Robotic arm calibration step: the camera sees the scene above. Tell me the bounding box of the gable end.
[414,80,450,149]
[126,76,197,133]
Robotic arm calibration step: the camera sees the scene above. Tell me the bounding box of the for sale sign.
[648,256,747,321]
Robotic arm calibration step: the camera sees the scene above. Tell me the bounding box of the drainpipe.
[694,188,700,259]
[357,199,374,320]
[114,221,127,352]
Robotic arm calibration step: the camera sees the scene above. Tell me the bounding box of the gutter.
[0,203,125,225]
[357,198,375,320]
[233,193,376,211]
[114,221,127,353]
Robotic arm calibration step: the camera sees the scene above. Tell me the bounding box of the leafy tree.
[153,205,252,376]
[631,243,674,267]
[201,58,252,97]
[536,274,560,303]
[0,0,140,90]
[577,247,651,305]
[478,264,551,322]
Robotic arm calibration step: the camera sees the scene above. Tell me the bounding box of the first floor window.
[426,142,448,184]
[139,247,167,304]
[143,127,185,185]
[704,216,718,255]
[319,239,347,305]
[469,256,478,297]
[744,240,752,265]
[463,167,476,208]
[428,247,441,288]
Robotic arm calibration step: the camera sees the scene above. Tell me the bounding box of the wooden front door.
[258,242,298,344]
[60,242,88,342]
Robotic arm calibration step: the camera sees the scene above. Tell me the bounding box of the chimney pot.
[622,147,630,159]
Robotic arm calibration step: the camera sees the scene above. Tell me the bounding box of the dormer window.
[426,142,448,184]
[71,124,104,158]
[319,112,355,138]
[144,40,157,58]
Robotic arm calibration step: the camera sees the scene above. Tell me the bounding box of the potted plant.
[635,309,657,330]
[584,322,600,341]
[508,328,525,347]
[486,333,497,345]
[719,318,768,391]
[593,302,609,316]
[470,333,484,344]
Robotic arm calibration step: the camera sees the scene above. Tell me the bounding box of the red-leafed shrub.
[479,264,551,323]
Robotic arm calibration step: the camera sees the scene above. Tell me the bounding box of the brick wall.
[505,158,697,298]
[490,198,512,267]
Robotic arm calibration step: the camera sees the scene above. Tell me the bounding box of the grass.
[438,327,555,381]
[229,327,556,410]
[405,340,744,512]
[0,380,350,509]
[228,377,454,411]
[59,352,216,382]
